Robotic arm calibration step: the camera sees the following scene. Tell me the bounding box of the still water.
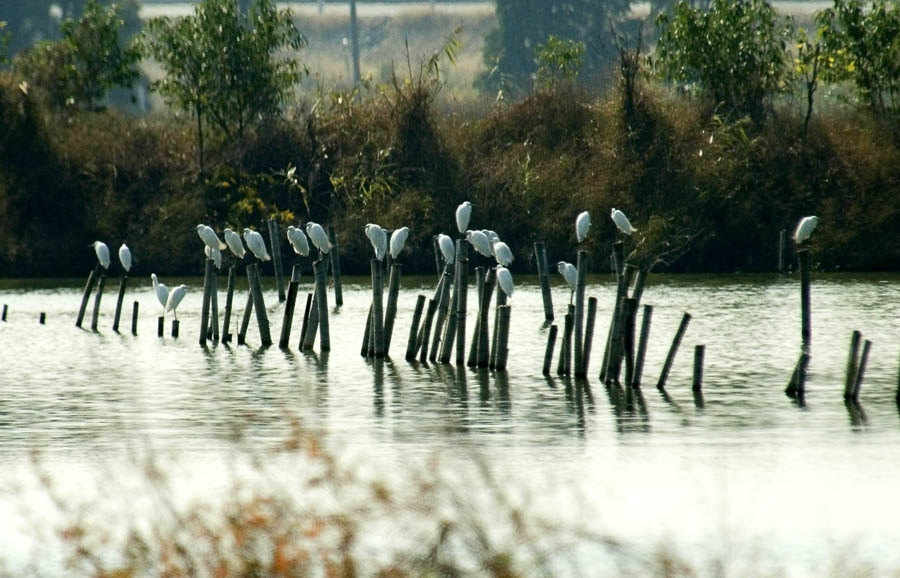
[2,272,900,574]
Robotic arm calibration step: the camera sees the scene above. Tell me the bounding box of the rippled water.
[2,271,900,573]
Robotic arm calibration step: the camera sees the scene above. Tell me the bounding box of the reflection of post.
[349,0,361,86]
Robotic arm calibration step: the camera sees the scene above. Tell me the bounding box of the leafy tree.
[816,0,900,115]
[534,35,585,91]
[0,21,9,66]
[13,1,140,110]
[652,0,793,122]
[142,0,307,172]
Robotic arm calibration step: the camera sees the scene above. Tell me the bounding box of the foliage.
[816,0,900,115]
[652,0,794,123]
[0,21,8,66]
[793,26,825,137]
[534,35,585,91]
[13,1,140,110]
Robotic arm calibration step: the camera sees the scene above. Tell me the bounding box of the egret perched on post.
[92,241,110,269]
[286,225,310,257]
[793,216,819,245]
[482,229,499,245]
[205,245,222,269]
[118,244,132,272]
[242,228,271,261]
[390,227,410,260]
[558,261,577,302]
[456,201,472,234]
[165,284,187,320]
[306,222,332,255]
[492,240,514,267]
[365,223,388,261]
[437,233,455,264]
[465,230,493,258]
[496,266,514,298]
[223,228,246,259]
[151,273,169,312]
[576,211,591,243]
[196,224,226,251]
[610,209,636,235]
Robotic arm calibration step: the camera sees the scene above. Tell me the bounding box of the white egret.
[151,273,169,311]
[165,284,187,320]
[465,230,493,258]
[365,223,388,261]
[610,208,637,235]
[286,225,310,257]
[242,228,271,261]
[205,245,222,269]
[437,234,455,264]
[492,240,514,267]
[456,201,472,234]
[496,266,514,298]
[576,211,591,243]
[223,228,246,259]
[196,224,226,251]
[118,243,132,272]
[92,241,110,269]
[306,222,332,254]
[793,216,819,245]
[482,229,500,245]
[390,227,410,260]
[557,261,577,291]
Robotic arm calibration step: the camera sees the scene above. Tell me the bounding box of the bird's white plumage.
[223,228,246,259]
[197,224,226,251]
[492,240,514,267]
[306,222,332,254]
[610,209,636,235]
[151,273,168,310]
[165,284,187,319]
[437,234,455,264]
[496,266,514,298]
[205,245,222,269]
[576,211,591,243]
[365,223,388,261]
[456,201,472,234]
[390,227,410,260]
[286,225,310,257]
[118,243,132,272]
[793,216,819,245]
[557,261,577,290]
[243,228,271,261]
[465,230,493,257]
[92,241,110,269]
[482,230,500,245]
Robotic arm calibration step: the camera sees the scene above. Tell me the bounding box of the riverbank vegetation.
[2,0,900,277]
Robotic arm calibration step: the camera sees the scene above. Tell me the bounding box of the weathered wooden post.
[495,305,511,371]
[370,259,385,357]
[799,249,811,353]
[327,225,343,307]
[843,330,862,401]
[692,345,705,392]
[418,299,438,363]
[76,264,100,328]
[209,269,220,341]
[439,242,465,363]
[157,316,164,337]
[429,263,453,361]
[222,264,237,343]
[601,241,626,383]
[851,339,872,402]
[778,229,786,273]
[112,275,128,332]
[266,219,286,302]
[534,241,554,322]
[171,319,179,338]
[238,292,253,345]
[573,250,588,377]
[657,312,691,390]
[199,258,213,345]
[543,324,558,376]
[90,270,107,332]
[455,251,469,367]
[131,301,139,335]
[632,304,653,387]
[631,269,647,306]
[406,294,426,361]
[39,312,46,324]
[580,297,598,377]
[476,268,496,368]
[300,292,318,350]
[314,259,330,351]
[490,286,508,369]
[561,304,575,376]
[247,262,272,346]
[383,263,401,355]
[467,268,486,367]
[361,303,373,357]
[279,264,301,348]
[1,304,6,321]
[622,298,638,387]
[432,235,442,278]
[418,265,448,354]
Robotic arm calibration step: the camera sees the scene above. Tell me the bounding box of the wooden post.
[490,286,508,369]
[171,319,179,338]
[692,345,705,392]
[543,324,558,376]
[799,249,811,353]
[157,316,164,337]
[298,292,312,349]
[419,299,438,363]
[657,312,692,390]
[238,291,253,345]
[406,294,427,361]
[430,263,453,361]
[112,275,128,332]
[39,312,46,324]
[314,259,330,351]
[327,226,343,307]
[631,270,647,306]
[573,250,588,377]
[267,219,286,303]
[131,301,139,335]
[778,229,786,273]
[222,264,237,343]
[843,330,862,400]
[1,304,6,321]
[371,259,385,357]
[581,297,598,377]
[279,264,301,348]
[209,269,219,341]
[361,303,373,357]
[534,241,554,322]
[851,339,872,402]
[247,262,272,346]
[439,242,464,363]
[561,305,575,376]
[785,352,811,398]
[301,292,318,350]
[601,241,626,382]
[418,265,448,352]
[632,304,653,387]
[495,305,511,371]
[76,264,100,328]
[467,268,485,367]
[622,298,638,387]
[90,271,107,331]
[432,235,442,278]
[383,263,401,355]
[477,268,496,368]
[199,258,213,345]
[455,252,469,367]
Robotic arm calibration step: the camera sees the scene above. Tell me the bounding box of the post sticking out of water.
[631,270,648,306]
[76,264,100,328]
[171,319,179,338]
[581,297,598,377]
[622,298,638,387]
[601,241,626,383]
[534,241,554,322]
[467,267,485,367]
[39,312,46,324]
[778,229,786,273]
[279,264,301,348]
[657,312,692,390]
[361,303,373,356]
[432,235,442,278]
[131,301,139,335]
[383,263,402,355]
[843,330,862,400]
[455,252,469,367]
[430,263,454,361]
[543,324,558,376]
[112,275,128,333]
[490,286,508,369]
[157,316,164,337]
[799,249,811,353]
[222,264,237,343]
[299,292,314,350]
[573,250,588,377]
[851,339,872,402]
[209,269,220,341]
[90,271,107,332]
[419,299,438,363]
[632,304,654,387]
[476,268,496,368]
[692,345,705,392]
[327,225,343,307]
[495,305,511,371]
[199,258,213,345]
[439,258,460,364]
[247,262,272,347]
[1,304,6,321]
[562,304,575,376]
[314,259,330,351]
[370,259,385,357]
[267,219,286,303]
[238,291,253,345]
[406,294,426,361]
